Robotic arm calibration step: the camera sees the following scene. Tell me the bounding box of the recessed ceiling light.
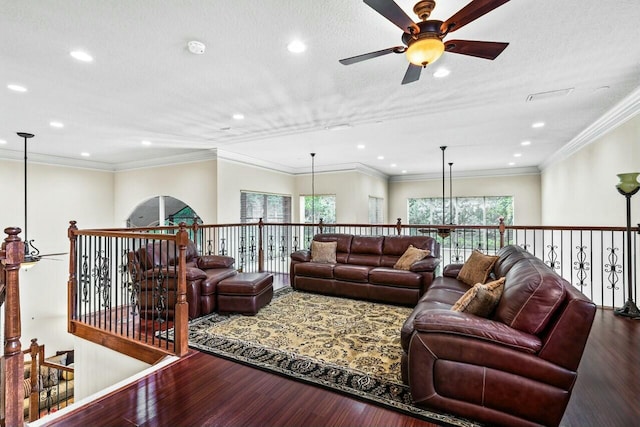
[532,122,545,128]
[7,84,27,92]
[70,50,93,62]
[402,170,407,174]
[81,152,90,157]
[390,163,397,167]
[357,144,365,149]
[433,68,450,78]
[141,140,152,146]
[514,153,522,158]
[0,139,6,145]
[377,155,384,160]
[187,40,206,55]
[508,162,516,166]
[287,40,306,53]
[521,140,531,146]
[50,121,64,128]
[232,113,245,120]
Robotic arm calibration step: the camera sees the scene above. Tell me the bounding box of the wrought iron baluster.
[154,269,168,323]
[80,254,90,303]
[220,238,227,256]
[604,247,622,290]
[546,244,560,270]
[573,245,591,288]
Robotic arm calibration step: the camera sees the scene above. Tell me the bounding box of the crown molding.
[0,148,115,171]
[389,166,540,182]
[114,150,219,171]
[539,85,640,170]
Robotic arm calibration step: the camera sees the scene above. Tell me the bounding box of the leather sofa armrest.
[410,257,440,272]
[143,266,207,281]
[412,309,542,354]
[290,250,311,262]
[442,263,464,277]
[197,255,235,269]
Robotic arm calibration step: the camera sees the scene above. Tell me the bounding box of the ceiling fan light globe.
[406,37,444,67]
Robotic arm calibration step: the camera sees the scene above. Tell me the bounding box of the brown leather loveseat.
[128,240,237,320]
[290,233,440,306]
[401,245,596,427]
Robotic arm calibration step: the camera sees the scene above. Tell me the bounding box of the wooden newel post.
[174,223,189,356]
[396,218,402,235]
[258,218,264,272]
[498,217,505,248]
[67,220,78,331]
[2,227,25,427]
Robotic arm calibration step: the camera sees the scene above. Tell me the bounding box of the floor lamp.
[614,172,640,319]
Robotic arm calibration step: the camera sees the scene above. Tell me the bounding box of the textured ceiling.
[1,0,639,177]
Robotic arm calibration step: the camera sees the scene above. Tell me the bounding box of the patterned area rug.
[170,288,479,427]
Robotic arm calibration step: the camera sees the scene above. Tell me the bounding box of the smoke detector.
[188,40,206,55]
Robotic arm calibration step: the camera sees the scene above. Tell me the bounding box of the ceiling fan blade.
[441,0,510,34]
[445,40,509,60]
[39,252,69,257]
[364,0,419,34]
[401,64,422,85]
[339,46,404,65]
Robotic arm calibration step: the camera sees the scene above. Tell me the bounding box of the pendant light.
[438,146,450,238]
[310,152,316,224]
[448,162,454,225]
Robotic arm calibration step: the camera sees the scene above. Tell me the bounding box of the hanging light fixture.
[311,152,316,224]
[17,132,39,270]
[437,146,451,239]
[448,161,454,225]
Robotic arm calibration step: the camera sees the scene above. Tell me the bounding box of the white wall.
[389,173,541,225]
[73,337,150,400]
[541,114,640,226]
[114,160,217,225]
[0,160,114,355]
[295,169,389,223]
[217,160,296,223]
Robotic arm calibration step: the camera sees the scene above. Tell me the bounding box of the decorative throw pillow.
[451,277,506,317]
[40,366,60,387]
[457,250,499,286]
[62,363,75,381]
[394,245,430,270]
[310,241,337,263]
[23,378,32,397]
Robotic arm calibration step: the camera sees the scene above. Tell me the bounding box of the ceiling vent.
[526,88,574,102]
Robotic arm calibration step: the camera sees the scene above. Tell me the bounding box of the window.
[408,196,513,225]
[301,195,336,223]
[368,197,384,224]
[241,191,291,223]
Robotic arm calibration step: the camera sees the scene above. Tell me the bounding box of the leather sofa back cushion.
[146,240,198,266]
[382,235,438,257]
[494,252,566,335]
[314,234,352,263]
[197,255,235,269]
[350,236,384,254]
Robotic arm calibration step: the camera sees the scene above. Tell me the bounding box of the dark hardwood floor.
[45,306,640,427]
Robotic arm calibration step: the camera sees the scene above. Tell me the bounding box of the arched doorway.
[126,196,202,227]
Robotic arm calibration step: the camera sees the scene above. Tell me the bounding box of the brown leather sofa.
[128,240,237,320]
[401,245,596,427]
[290,234,440,306]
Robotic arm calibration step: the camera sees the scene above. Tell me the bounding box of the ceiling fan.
[339,0,510,84]
[17,132,67,269]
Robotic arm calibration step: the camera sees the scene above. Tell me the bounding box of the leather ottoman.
[217,272,274,315]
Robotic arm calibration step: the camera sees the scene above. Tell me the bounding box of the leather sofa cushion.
[197,255,235,269]
[201,269,237,294]
[145,240,198,266]
[295,262,335,279]
[380,235,439,267]
[494,251,566,335]
[334,264,372,282]
[347,253,381,266]
[142,266,206,281]
[350,236,384,255]
[313,234,353,264]
[369,267,422,289]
